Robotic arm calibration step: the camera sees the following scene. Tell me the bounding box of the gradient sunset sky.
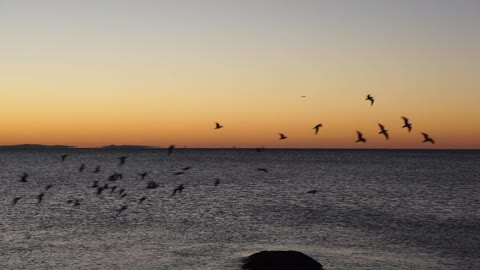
[1,0,479,148]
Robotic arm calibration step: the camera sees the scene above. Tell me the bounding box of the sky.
[0,0,479,148]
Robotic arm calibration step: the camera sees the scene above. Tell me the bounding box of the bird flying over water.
[356,131,367,143]
[278,133,287,140]
[214,122,223,129]
[366,94,374,106]
[401,116,412,132]
[79,164,85,172]
[256,168,268,173]
[313,124,323,135]
[421,133,435,144]
[37,193,45,204]
[12,197,21,205]
[168,145,175,155]
[61,154,68,162]
[172,184,184,196]
[378,124,389,140]
[119,156,127,166]
[19,173,28,182]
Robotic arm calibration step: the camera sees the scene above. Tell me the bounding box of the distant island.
[0,144,75,149]
[101,145,156,149]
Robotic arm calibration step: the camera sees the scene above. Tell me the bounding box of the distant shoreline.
[0,144,478,151]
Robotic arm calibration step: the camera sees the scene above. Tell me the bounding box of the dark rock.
[242,250,324,270]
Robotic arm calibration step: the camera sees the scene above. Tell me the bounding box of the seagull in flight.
[356,131,367,143]
[214,122,223,129]
[278,133,287,140]
[421,133,435,144]
[19,173,28,182]
[313,124,323,135]
[168,145,175,155]
[61,154,69,162]
[366,94,374,106]
[119,156,127,166]
[378,124,389,140]
[256,168,268,173]
[172,184,184,196]
[401,116,412,132]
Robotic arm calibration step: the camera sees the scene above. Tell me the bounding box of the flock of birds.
[219,94,436,144]
[9,94,435,215]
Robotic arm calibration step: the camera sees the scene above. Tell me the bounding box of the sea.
[0,149,479,270]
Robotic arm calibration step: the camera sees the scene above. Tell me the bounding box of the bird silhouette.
[37,193,45,204]
[117,205,128,215]
[79,164,85,172]
[172,184,184,196]
[378,124,389,140]
[139,172,148,180]
[168,145,175,155]
[401,116,412,132]
[12,197,21,205]
[61,154,69,162]
[278,133,287,140]
[214,122,223,129]
[313,124,323,135]
[307,189,317,194]
[119,156,127,166]
[214,178,220,186]
[147,181,159,189]
[19,173,28,182]
[366,94,374,106]
[421,133,435,144]
[257,168,268,173]
[356,131,367,143]
[93,166,101,173]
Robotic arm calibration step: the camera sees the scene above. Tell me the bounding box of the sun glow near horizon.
[0,1,479,148]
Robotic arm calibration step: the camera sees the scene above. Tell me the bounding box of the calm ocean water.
[0,149,479,270]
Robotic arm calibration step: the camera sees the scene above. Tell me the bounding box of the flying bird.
[378,124,389,140]
[37,193,45,204]
[401,116,412,132]
[168,145,175,155]
[172,184,184,196]
[61,154,69,162]
[12,197,21,205]
[117,205,128,215]
[19,173,28,182]
[119,156,127,166]
[256,168,268,173]
[147,181,159,189]
[366,94,374,106]
[214,122,223,129]
[356,131,367,143]
[421,133,435,144]
[278,133,287,140]
[313,124,323,135]
[79,164,85,172]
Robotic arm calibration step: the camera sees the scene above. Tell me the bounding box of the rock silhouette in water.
[242,250,324,270]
